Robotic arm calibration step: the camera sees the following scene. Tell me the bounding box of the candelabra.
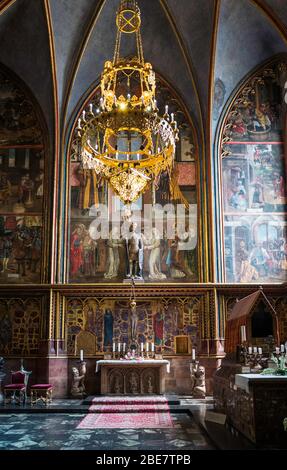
[239,345,265,370]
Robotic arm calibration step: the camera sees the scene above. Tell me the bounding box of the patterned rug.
[77,411,174,429]
[89,396,169,411]
[77,397,174,429]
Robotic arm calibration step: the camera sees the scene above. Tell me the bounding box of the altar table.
[95,360,170,395]
[215,373,287,448]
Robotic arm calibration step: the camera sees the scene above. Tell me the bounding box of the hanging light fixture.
[75,0,179,205]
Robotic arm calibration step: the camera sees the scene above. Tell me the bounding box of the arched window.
[0,64,47,284]
[67,77,199,283]
[219,58,287,284]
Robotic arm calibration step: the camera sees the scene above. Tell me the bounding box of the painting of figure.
[222,61,287,284]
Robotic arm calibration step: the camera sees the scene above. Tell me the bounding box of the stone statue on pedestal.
[71,362,87,398]
[190,362,206,398]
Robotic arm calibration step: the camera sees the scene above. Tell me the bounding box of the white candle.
[281,344,285,353]
[253,347,257,354]
[258,348,262,355]
[146,343,149,352]
[80,350,84,361]
[89,103,93,113]
[118,343,121,352]
[151,343,155,352]
[240,325,246,343]
[276,347,280,354]
[141,343,144,352]
[248,347,252,354]
[113,342,116,352]
[82,110,86,120]
[192,349,196,361]
[165,105,169,114]
[123,343,126,352]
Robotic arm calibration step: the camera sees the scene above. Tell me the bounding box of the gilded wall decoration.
[0,66,46,284]
[220,60,287,284]
[0,298,41,355]
[66,297,201,356]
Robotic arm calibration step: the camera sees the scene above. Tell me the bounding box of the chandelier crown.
[75,0,179,205]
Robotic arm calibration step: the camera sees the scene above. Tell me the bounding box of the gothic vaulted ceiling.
[0,0,287,150]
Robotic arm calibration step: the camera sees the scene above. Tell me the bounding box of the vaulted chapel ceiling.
[0,0,287,147]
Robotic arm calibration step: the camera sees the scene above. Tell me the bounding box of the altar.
[214,372,287,448]
[96,359,170,395]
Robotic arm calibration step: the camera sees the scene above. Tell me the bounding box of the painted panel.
[221,60,287,284]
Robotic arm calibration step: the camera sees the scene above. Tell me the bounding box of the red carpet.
[77,396,174,429]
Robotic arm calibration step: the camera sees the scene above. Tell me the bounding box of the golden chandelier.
[75,0,179,205]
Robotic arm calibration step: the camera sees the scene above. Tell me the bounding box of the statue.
[71,362,87,398]
[104,227,123,279]
[283,417,287,432]
[147,376,153,394]
[129,372,138,394]
[126,222,143,279]
[143,228,166,280]
[190,362,206,399]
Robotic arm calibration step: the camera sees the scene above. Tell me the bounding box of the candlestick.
[192,349,196,361]
[80,350,84,362]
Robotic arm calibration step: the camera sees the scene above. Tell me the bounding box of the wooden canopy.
[225,289,279,353]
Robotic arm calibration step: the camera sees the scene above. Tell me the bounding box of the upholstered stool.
[30,384,53,405]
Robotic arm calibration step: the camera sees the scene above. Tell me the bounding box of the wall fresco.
[0,67,45,283]
[221,60,287,283]
[68,80,198,284]
[66,297,200,356]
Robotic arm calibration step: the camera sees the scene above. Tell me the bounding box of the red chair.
[4,371,27,404]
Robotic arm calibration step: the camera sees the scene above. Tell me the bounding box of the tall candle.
[192,349,196,361]
[80,350,84,362]
[248,347,252,354]
[151,343,155,352]
[258,347,262,355]
[281,344,285,353]
[123,343,126,353]
[240,325,246,343]
[118,343,121,352]
[113,342,116,352]
[146,343,149,353]
[141,343,144,352]
[253,347,257,354]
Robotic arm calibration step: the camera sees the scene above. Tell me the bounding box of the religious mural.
[0,67,45,283]
[221,60,287,283]
[0,298,41,355]
[66,297,201,356]
[68,79,198,283]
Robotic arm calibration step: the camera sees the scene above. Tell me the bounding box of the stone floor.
[0,397,254,451]
[0,411,213,450]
